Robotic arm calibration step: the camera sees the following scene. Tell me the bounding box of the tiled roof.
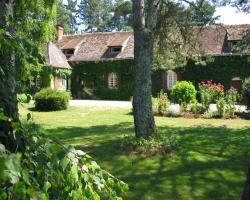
[193,25,227,54]
[193,24,250,54]
[46,43,71,69]
[226,24,250,41]
[57,32,134,61]
[55,24,250,62]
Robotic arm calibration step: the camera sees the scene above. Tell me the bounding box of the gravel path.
[69,100,132,108]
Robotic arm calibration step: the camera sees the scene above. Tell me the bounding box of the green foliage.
[77,0,132,32]
[201,110,216,119]
[120,134,178,156]
[57,0,78,34]
[190,102,206,114]
[182,55,250,90]
[216,97,226,117]
[52,68,72,79]
[187,0,219,26]
[111,0,132,31]
[225,88,237,117]
[242,78,250,108]
[34,88,70,111]
[13,0,58,86]
[17,93,32,103]
[77,0,114,32]
[199,81,224,108]
[71,60,134,100]
[0,113,128,200]
[171,81,197,106]
[157,90,170,115]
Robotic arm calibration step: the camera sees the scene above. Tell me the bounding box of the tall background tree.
[77,0,113,32]
[57,0,78,33]
[77,0,132,32]
[187,0,219,25]
[111,0,133,31]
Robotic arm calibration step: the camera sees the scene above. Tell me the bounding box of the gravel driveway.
[69,100,132,108]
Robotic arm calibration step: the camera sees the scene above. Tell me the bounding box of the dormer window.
[227,41,239,52]
[63,49,75,59]
[109,46,122,54]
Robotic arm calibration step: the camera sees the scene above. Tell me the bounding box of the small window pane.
[108,73,118,89]
[167,70,177,90]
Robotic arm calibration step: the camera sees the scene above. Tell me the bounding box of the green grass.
[20,105,250,200]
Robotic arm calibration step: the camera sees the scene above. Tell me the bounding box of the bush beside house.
[152,80,244,119]
[171,81,196,106]
[34,88,70,111]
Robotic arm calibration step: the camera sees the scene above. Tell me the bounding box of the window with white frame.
[59,78,67,90]
[108,73,118,89]
[167,70,177,90]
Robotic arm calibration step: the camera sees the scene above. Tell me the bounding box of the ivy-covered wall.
[40,66,72,89]
[68,55,250,100]
[181,55,250,89]
[70,59,134,100]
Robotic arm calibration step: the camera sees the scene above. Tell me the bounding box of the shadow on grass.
[46,123,250,200]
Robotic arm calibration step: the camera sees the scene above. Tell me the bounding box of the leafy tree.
[111,0,133,31]
[0,0,57,121]
[57,0,74,33]
[77,0,113,32]
[57,0,78,34]
[187,0,219,25]
[65,0,78,31]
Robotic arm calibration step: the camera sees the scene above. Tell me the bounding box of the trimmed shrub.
[242,78,250,109]
[171,81,197,106]
[34,88,70,111]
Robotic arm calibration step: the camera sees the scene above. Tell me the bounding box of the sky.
[215,5,250,25]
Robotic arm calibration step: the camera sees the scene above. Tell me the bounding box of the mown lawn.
[20,105,250,200]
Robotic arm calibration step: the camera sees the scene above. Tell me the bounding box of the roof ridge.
[62,31,133,37]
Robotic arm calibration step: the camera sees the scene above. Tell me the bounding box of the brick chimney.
[56,25,64,41]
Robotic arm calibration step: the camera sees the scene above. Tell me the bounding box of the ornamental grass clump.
[34,88,70,111]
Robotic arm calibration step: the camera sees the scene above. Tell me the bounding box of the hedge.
[34,88,70,111]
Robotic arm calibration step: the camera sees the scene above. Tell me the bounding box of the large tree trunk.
[0,0,19,151]
[133,30,155,138]
[0,0,18,120]
[132,0,160,138]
